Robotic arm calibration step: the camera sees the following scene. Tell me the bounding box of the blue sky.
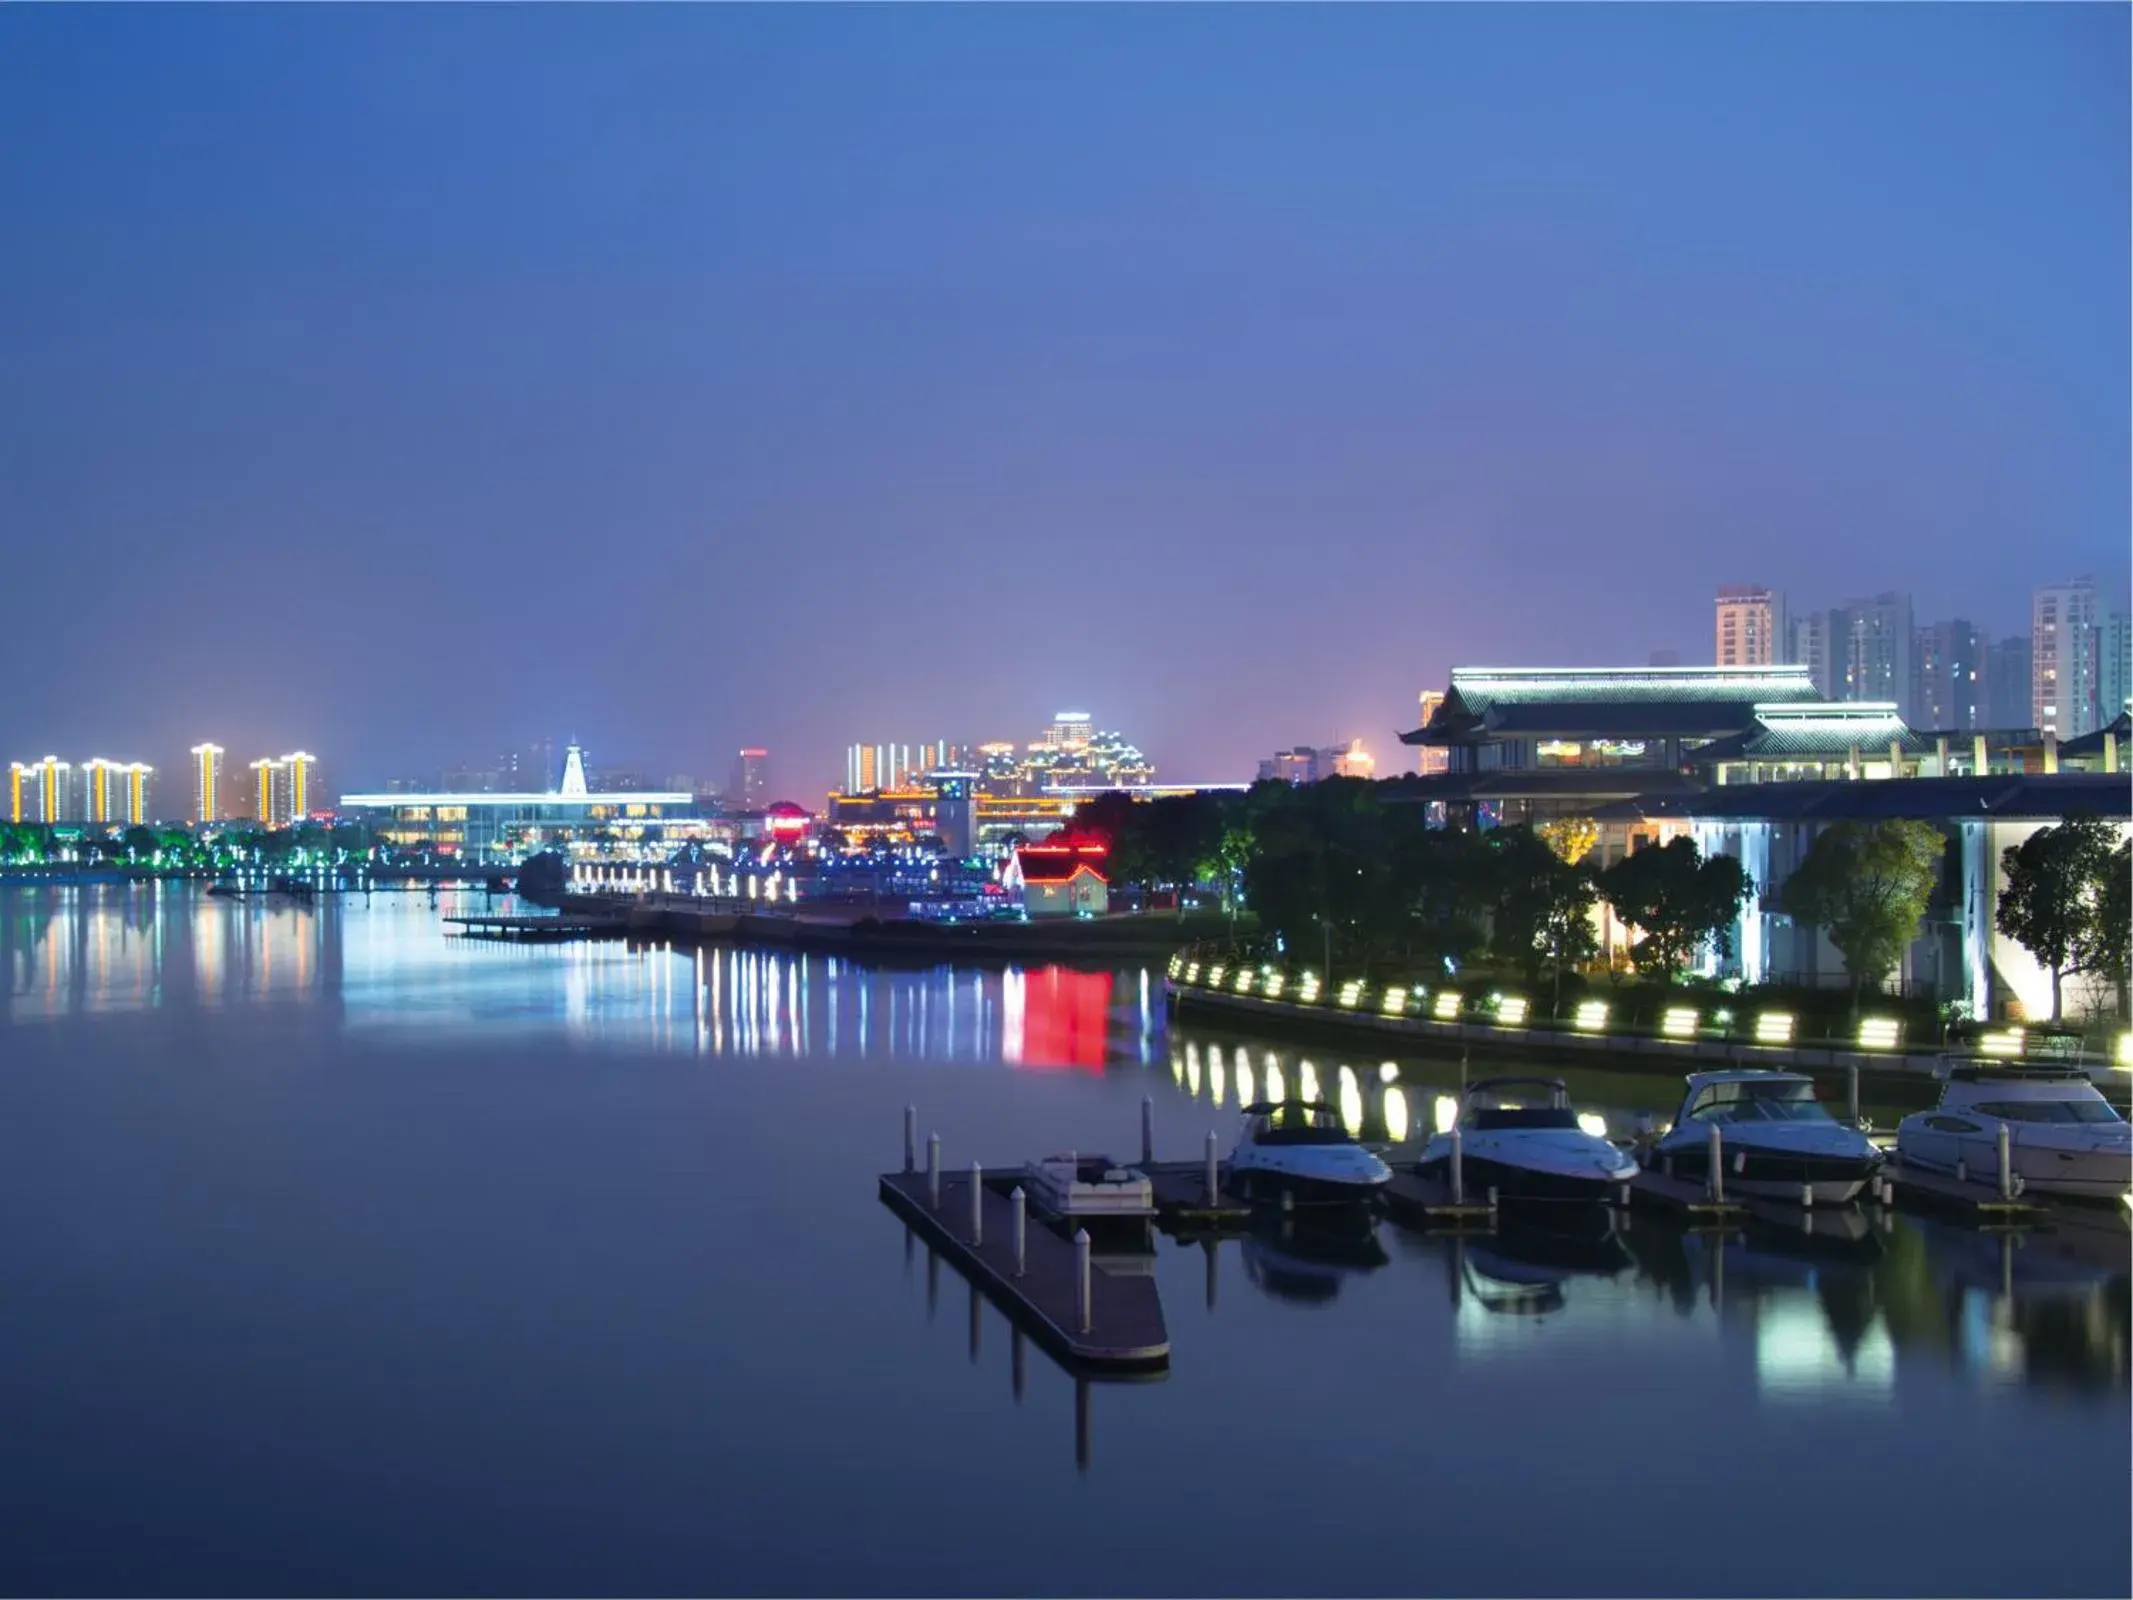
[2,5,2125,797]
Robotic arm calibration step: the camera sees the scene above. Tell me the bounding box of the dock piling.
[928,1133,941,1207]
[1801,1182,1813,1211]
[970,1162,984,1245]
[1846,1064,1860,1127]
[1204,1131,1220,1204]
[1074,1229,1092,1335]
[1957,1157,1968,1184]
[904,1105,916,1173]
[1450,1126,1465,1204]
[1706,1126,1725,1204]
[1141,1095,1154,1166]
[1488,1185,1499,1218]
[1997,1127,2013,1200]
[1011,1186,1027,1277]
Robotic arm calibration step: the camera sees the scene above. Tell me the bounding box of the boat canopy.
[1680,1074,1832,1125]
[1242,1101,1355,1145]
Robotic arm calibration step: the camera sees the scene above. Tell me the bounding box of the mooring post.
[1074,1229,1092,1335]
[1449,1126,1465,1205]
[1846,1064,1860,1127]
[1957,1157,1968,1185]
[1998,1125,2013,1201]
[927,1133,941,1207]
[1707,1125,1724,1205]
[970,1161,983,1245]
[1617,1182,1631,1209]
[1205,1130,1220,1205]
[904,1105,916,1173]
[1801,1182,1813,1211]
[1141,1095,1154,1166]
[1488,1185,1499,1219]
[1011,1186,1027,1277]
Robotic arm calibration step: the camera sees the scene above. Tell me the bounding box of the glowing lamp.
[1857,1017,1901,1051]
[1980,1029,2024,1058]
[1574,1000,1609,1033]
[1433,991,1461,1020]
[1661,1006,1698,1039]
[1381,986,1408,1016]
[1755,1011,1795,1045]
[1496,995,1530,1026]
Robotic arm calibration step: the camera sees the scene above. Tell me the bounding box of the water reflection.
[0,885,1158,1066]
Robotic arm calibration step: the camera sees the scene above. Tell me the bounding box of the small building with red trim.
[1004,840,1110,918]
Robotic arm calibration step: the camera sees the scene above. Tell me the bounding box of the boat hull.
[1892,1142,2131,1201]
[1654,1142,1879,1205]
[1415,1153,1624,1204]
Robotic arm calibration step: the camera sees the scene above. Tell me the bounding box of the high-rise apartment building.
[1912,619,1989,732]
[1788,612,1836,699]
[1837,592,1916,717]
[282,752,316,820]
[1715,586,1785,667]
[731,748,769,810]
[2032,578,2102,738]
[192,743,224,824]
[13,756,72,823]
[2099,610,2132,727]
[1042,713,1094,753]
[123,763,152,826]
[1987,636,2033,728]
[83,758,120,824]
[7,762,25,824]
[250,757,293,828]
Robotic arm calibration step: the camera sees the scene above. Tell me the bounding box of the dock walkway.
[880,1170,1170,1370]
[443,913,625,942]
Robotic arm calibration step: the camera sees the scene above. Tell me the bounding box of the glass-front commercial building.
[336,790,708,864]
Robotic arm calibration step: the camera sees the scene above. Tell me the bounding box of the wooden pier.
[443,913,625,942]
[879,1169,1170,1371]
[1140,1160,1254,1228]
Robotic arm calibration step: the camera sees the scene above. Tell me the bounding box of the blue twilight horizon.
[0,5,2125,799]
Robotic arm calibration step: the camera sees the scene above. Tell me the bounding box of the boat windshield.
[1467,1107,1580,1131]
[1976,1099,2127,1125]
[1251,1104,1354,1145]
[1686,1079,1832,1125]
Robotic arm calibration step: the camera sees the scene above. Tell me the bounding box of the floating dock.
[879,1169,1170,1371]
[1628,1169,1748,1223]
[443,914,626,942]
[1881,1161,2046,1224]
[1381,1167,1500,1228]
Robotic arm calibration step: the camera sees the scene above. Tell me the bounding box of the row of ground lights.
[1161,956,2018,1055]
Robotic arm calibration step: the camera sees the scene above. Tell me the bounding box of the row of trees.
[0,820,374,870]
[1073,781,2130,1021]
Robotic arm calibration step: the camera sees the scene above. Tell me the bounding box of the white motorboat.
[1647,1069,1882,1205]
[1414,1076,1639,1202]
[1895,1064,2131,1201]
[1019,1152,1157,1231]
[1230,1100,1393,1202]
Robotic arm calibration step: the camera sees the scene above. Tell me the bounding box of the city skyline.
[2,7,2125,799]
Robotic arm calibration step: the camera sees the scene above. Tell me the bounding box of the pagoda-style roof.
[1591,773,2131,826]
[1686,702,1936,765]
[2058,710,2131,760]
[1401,665,1821,747]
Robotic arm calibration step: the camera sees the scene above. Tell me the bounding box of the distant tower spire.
[560,742,588,797]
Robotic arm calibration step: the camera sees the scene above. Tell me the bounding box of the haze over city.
[2,5,2126,797]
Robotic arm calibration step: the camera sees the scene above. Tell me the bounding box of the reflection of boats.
[1457,1210,1630,1316]
[1230,1100,1392,1203]
[1648,1070,1881,1204]
[1907,1214,2126,1301]
[1241,1212,1389,1304]
[1019,1153,1157,1241]
[1414,1076,1638,1202]
[1895,1065,2131,1201]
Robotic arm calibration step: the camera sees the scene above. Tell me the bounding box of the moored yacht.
[1230,1100,1392,1203]
[1413,1076,1639,1202]
[1895,1064,2131,1201]
[1647,1069,1881,1205]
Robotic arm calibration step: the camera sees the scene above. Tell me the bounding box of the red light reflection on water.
[1006,966,1112,1071]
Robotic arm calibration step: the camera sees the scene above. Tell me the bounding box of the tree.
[1488,826,1599,997]
[2096,839,2131,1022]
[1777,820,1947,1005]
[1534,816,1600,867]
[1996,815,2123,1022]
[1597,836,1753,979]
[122,824,160,863]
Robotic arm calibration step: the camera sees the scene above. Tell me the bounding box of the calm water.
[2,884,2126,1598]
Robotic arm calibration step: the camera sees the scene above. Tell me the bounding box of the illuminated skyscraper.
[192,744,224,823]
[23,756,71,823]
[1043,712,1094,753]
[281,752,316,820]
[124,763,152,826]
[251,757,289,827]
[7,762,26,824]
[83,758,119,824]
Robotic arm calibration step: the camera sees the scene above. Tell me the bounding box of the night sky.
[3,6,2125,802]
